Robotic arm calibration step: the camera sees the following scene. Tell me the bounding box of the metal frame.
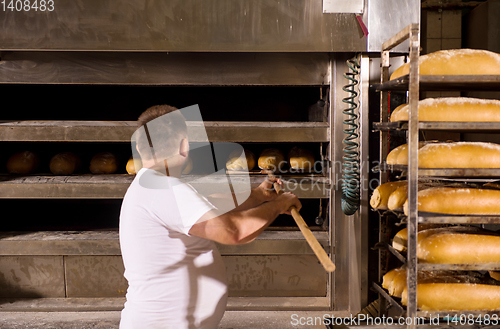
[379,24,420,328]
[330,53,370,314]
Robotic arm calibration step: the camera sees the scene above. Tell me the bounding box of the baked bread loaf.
[287,147,315,170]
[389,270,471,298]
[390,48,500,80]
[490,271,500,282]
[403,187,500,215]
[392,224,451,252]
[226,149,256,171]
[126,157,142,175]
[401,283,500,311]
[258,148,285,171]
[386,142,429,165]
[389,141,500,168]
[370,181,407,210]
[390,97,500,122]
[49,152,81,175]
[6,151,40,174]
[418,231,500,264]
[382,266,406,290]
[89,152,118,174]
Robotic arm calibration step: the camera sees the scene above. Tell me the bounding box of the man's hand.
[255,176,282,203]
[276,192,302,215]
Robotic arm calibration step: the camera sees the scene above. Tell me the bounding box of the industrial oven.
[0,0,419,317]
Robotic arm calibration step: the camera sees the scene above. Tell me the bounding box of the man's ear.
[179,138,189,157]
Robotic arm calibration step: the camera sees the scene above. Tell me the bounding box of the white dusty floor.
[0,311,329,329]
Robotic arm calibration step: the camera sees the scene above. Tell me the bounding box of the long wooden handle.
[272,180,336,273]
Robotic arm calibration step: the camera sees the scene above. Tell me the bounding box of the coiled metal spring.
[341,56,361,216]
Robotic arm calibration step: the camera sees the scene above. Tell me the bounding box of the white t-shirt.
[119,168,228,329]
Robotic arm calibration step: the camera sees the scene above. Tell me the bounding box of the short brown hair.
[134,105,187,161]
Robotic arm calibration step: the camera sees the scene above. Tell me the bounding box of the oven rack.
[373,163,500,178]
[0,120,329,143]
[373,121,500,132]
[374,74,500,92]
[0,174,330,199]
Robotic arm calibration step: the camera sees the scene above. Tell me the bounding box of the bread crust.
[257,148,285,171]
[390,97,500,122]
[404,187,500,215]
[402,283,500,311]
[390,49,500,80]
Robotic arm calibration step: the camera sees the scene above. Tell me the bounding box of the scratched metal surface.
[0,0,365,52]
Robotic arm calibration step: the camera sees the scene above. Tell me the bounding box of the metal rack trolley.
[375,24,500,328]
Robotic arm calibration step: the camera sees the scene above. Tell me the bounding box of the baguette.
[390,97,500,122]
[382,266,406,290]
[490,271,500,282]
[401,283,500,311]
[390,49,500,80]
[386,142,429,165]
[387,181,444,211]
[391,141,500,168]
[403,187,500,215]
[370,181,407,210]
[392,224,453,252]
[418,231,500,264]
[389,270,473,298]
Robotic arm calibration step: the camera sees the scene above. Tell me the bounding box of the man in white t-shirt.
[119,105,301,329]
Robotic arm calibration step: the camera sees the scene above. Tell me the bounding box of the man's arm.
[189,192,301,245]
[206,177,281,212]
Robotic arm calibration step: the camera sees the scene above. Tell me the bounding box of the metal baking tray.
[374,74,500,91]
[418,214,500,225]
[418,263,500,271]
[373,163,500,178]
[373,121,500,132]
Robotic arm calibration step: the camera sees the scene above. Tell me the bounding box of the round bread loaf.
[403,187,500,215]
[6,151,39,174]
[258,148,285,171]
[49,152,81,175]
[90,152,118,174]
[370,180,407,210]
[390,97,500,122]
[287,147,315,170]
[417,231,500,264]
[390,48,500,80]
[126,157,142,175]
[226,149,256,171]
[402,283,500,311]
[390,141,500,168]
[182,156,193,175]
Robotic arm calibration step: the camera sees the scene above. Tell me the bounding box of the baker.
[119,104,301,329]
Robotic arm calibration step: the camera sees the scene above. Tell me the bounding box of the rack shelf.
[374,74,500,92]
[0,174,330,199]
[375,164,500,178]
[418,214,500,224]
[373,121,500,132]
[0,121,330,143]
[0,230,330,256]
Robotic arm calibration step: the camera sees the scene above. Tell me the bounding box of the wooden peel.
[266,171,335,272]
